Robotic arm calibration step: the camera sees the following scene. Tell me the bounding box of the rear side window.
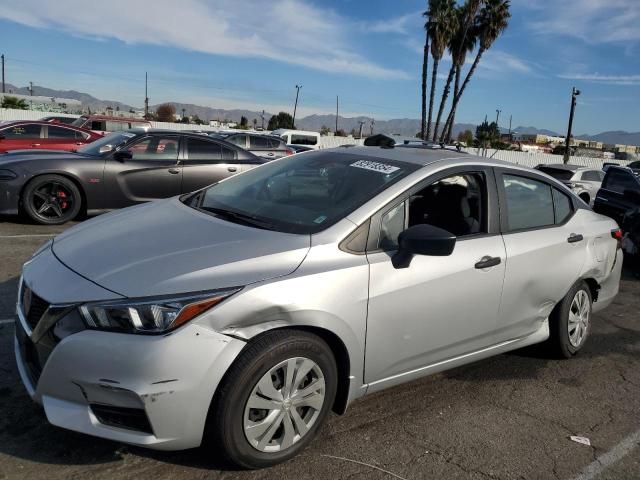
[249,136,270,149]
[187,138,222,161]
[503,175,554,231]
[226,135,246,148]
[91,121,106,130]
[581,170,603,182]
[268,138,283,148]
[47,126,77,139]
[536,167,574,182]
[2,124,42,138]
[603,169,639,194]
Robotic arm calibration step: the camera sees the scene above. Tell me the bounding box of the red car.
[0,121,102,153]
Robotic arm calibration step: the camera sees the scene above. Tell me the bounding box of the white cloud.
[558,73,640,86]
[360,11,423,35]
[0,0,410,80]
[479,50,534,74]
[521,0,640,44]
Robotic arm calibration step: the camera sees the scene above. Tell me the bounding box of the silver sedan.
[15,146,623,468]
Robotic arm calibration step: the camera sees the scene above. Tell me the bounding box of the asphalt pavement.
[0,215,639,480]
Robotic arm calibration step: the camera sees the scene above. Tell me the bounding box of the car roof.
[537,163,584,171]
[330,145,509,167]
[77,115,150,121]
[0,120,94,132]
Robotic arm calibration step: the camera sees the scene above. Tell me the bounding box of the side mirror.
[392,224,456,269]
[113,150,133,162]
[99,144,114,154]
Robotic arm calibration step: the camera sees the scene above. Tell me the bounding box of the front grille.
[22,285,50,330]
[90,404,153,434]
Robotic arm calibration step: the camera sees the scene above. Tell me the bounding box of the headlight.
[79,288,240,334]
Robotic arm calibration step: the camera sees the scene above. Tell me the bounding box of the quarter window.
[552,188,573,224]
[290,134,318,146]
[226,135,246,148]
[581,170,603,182]
[249,136,270,149]
[503,175,554,231]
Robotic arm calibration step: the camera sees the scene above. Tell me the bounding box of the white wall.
[462,147,632,168]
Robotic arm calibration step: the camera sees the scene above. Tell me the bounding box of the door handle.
[76,142,84,145]
[267,153,275,156]
[31,143,41,147]
[168,168,180,174]
[567,233,584,243]
[227,166,237,172]
[474,256,501,269]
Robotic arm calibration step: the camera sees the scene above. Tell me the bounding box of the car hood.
[52,198,311,297]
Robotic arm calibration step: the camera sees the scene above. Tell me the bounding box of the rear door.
[103,134,182,207]
[43,125,89,151]
[495,169,587,342]
[594,169,640,225]
[248,135,284,160]
[181,137,244,193]
[0,123,43,151]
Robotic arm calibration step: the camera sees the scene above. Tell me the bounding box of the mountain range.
[3,83,639,146]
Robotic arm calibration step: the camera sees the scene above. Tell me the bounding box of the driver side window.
[377,172,487,251]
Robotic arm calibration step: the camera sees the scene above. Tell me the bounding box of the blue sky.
[0,0,638,134]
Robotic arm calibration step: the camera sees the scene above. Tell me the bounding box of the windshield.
[192,151,419,234]
[76,131,136,155]
[537,167,575,182]
[71,116,88,127]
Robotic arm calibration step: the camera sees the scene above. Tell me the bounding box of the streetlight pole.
[1,54,5,93]
[563,87,581,164]
[495,109,501,126]
[292,84,302,129]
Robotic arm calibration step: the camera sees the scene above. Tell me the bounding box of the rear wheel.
[549,281,592,358]
[22,174,82,225]
[207,330,337,469]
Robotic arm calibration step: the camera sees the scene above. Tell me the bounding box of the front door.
[104,134,182,208]
[365,169,506,386]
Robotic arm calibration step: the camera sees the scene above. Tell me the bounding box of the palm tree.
[440,0,511,140]
[425,0,457,141]
[420,13,430,140]
[1,95,29,110]
[443,3,479,142]
[433,4,474,142]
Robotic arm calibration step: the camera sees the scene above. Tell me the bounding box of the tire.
[207,330,337,469]
[548,281,592,358]
[22,174,82,225]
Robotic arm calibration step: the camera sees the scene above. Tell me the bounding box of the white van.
[271,129,321,149]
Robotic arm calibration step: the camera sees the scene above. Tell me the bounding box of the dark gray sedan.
[0,129,262,224]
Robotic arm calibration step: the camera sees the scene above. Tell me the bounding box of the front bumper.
[15,319,246,450]
[15,249,247,450]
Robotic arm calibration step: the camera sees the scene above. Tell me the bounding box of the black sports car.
[0,129,263,224]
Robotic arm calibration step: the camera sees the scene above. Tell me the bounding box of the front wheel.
[549,281,592,358]
[207,330,337,469]
[22,174,82,225]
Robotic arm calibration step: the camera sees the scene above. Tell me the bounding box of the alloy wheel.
[29,181,75,220]
[243,357,326,453]
[568,289,590,348]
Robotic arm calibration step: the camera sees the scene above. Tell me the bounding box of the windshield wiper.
[200,206,276,230]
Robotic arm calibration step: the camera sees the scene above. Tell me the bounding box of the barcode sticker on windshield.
[350,160,400,174]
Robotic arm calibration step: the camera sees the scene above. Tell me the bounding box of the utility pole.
[335,96,339,133]
[358,120,366,139]
[495,109,501,126]
[261,110,265,130]
[1,54,5,93]
[370,118,375,136]
[292,84,302,129]
[508,114,512,140]
[29,81,33,96]
[563,87,581,164]
[144,72,149,118]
